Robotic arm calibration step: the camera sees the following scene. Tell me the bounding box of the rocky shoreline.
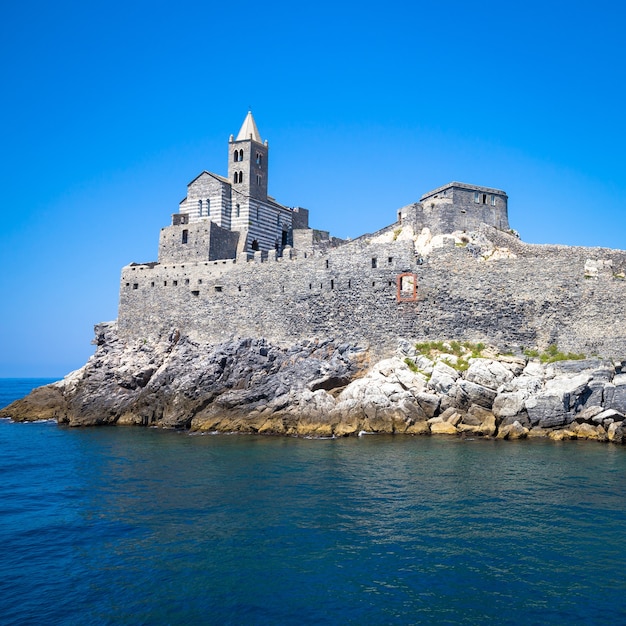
[2,322,626,444]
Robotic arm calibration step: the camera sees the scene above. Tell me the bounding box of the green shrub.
[404,357,418,372]
[524,344,585,363]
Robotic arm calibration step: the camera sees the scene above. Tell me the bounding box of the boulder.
[607,421,626,443]
[574,422,607,441]
[463,405,493,426]
[527,427,550,438]
[497,355,526,376]
[465,359,514,390]
[405,421,431,435]
[457,379,497,408]
[548,428,577,441]
[429,361,459,394]
[605,378,626,413]
[525,395,570,428]
[479,413,497,436]
[500,413,531,429]
[496,420,528,440]
[430,421,458,435]
[591,409,624,425]
[492,392,526,419]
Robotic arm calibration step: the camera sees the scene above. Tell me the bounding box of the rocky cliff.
[3,323,626,444]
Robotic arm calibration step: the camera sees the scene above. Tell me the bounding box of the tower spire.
[236,111,262,143]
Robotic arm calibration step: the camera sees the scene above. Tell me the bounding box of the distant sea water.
[1,379,626,625]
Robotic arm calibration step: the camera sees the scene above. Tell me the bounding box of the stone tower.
[228,111,269,203]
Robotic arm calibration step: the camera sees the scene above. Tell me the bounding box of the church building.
[158,112,309,264]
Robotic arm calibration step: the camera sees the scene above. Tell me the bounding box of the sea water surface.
[1,379,625,625]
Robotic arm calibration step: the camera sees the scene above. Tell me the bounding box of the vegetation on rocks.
[2,325,626,445]
[523,344,586,364]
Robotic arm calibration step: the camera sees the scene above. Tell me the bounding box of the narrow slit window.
[371,257,377,268]
[182,229,188,244]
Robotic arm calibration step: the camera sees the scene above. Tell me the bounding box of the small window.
[325,259,329,268]
[330,280,334,290]
[371,257,377,268]
[491,194,496,206]
[198,199,202,215]
[239,149,244,161]
[125,282,130,287]
[256,152,262,165]
[256,174,262,185]
[238,285,242,292]
[233,151,238,162]
[133,283,138,289]
[192,290,199,296]
[236,203,241,218]
[182,229,188,244]
[251,239,259,251]
[198,279,202,284]
[185,279,189,285]
[348,280,351,288]
[482,194,487,204]
[151,282,155,287]
[474,192,480,203]
[164,281,167,286]
[173,280,178,286]
[206,199,211,216]
[215,286,223,292]
[388,257,393,264]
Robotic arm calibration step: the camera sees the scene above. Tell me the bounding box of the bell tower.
[228,111,268,202]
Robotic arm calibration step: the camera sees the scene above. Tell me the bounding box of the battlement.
[117,115,626,359]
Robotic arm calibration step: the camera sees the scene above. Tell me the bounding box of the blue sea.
[1,379,625,625]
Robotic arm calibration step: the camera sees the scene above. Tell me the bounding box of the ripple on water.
[0,422,625,624]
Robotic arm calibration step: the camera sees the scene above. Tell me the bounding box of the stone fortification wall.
[120,229,626,359]
[415,236,626,357]
[158,221,240,263]
[120,239,417,355]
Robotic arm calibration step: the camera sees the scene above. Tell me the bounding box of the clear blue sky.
[1,0,624,377]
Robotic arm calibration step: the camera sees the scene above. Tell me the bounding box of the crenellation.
[118,114,626,359]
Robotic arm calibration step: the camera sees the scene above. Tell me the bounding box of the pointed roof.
[236,111,262,142]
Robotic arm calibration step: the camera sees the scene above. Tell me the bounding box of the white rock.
[465,359,514,390]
